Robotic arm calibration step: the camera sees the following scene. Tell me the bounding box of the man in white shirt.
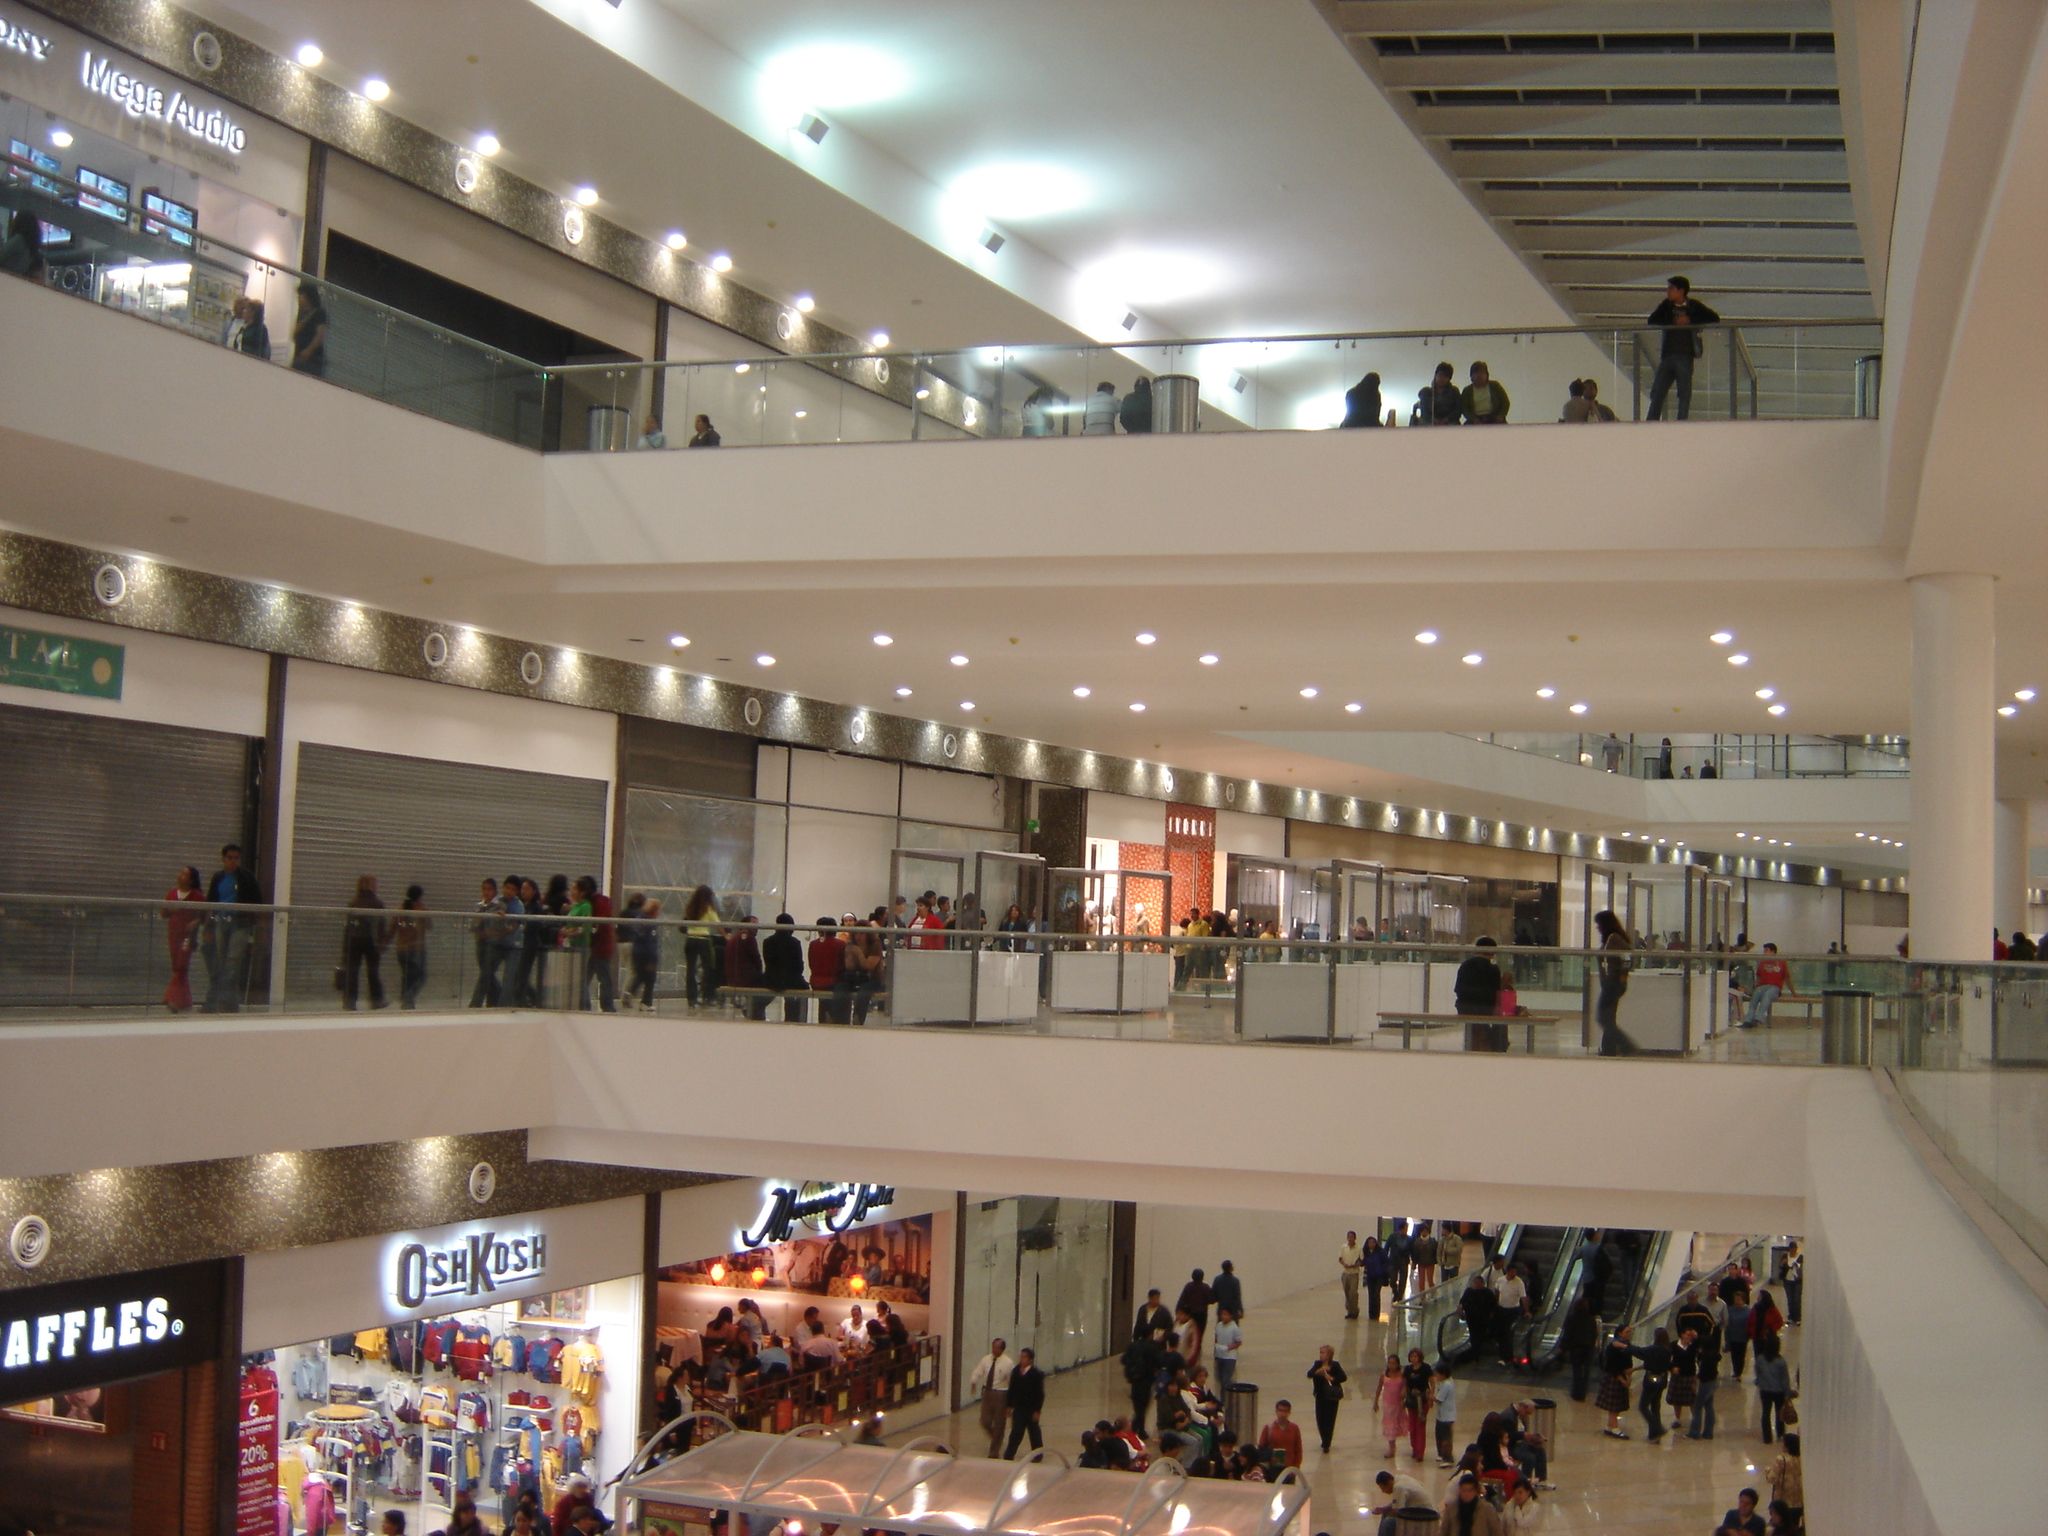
[799,1321,843,1369]
[1493,1264,1530,1366]
[968,1338,1015,1457]
[1211,1307,1243,1395]
[1370,1469,1434,1536]
[1339,1231,1363,1320]
[839,1305,867,1345]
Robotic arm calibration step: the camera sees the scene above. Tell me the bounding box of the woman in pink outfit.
[1378,1354,1406,1458]
[163,865,203,1012]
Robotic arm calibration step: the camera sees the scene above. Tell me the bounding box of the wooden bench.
[717,986,888,1022]
[1375,1011,1568,1052]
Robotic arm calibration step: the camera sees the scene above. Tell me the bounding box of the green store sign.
[0,624,125,701]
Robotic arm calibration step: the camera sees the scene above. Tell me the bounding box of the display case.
[1046,865,1173,1013]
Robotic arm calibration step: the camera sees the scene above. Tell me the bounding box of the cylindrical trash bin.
[1525,1396,1558,1465]
[1223,1383,1258,1444]
[1152,374,1201,432]
[1822,987,1874,1064]
[1853,353,1883,419]
[587,402,631,451]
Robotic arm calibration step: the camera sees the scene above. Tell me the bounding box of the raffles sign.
[0,1261,222,1401]
[739,1182,896,1248]
[388,1227,548,1313]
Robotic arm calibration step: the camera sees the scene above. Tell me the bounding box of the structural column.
[1909,574,1996,960]
[1994,798,2032,940]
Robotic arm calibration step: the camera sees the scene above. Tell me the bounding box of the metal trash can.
[1223,1383,1258,1444]
[1822,987,1874,1065]
[1152,373,1201,432]
[586,402,631,451]
[1525,1396,1558,1464]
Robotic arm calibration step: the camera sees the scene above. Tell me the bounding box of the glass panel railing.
[1463,730,1909,780]
[1,159,550,448]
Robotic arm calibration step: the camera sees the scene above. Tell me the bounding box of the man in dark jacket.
[202,842,265,1012]
[1415,361,1462,425]
[1121,1330,1163,1436]
[762,914,807,1019]
[1175,1270,1214,1338]
[1211,1260,1244,1319]
[1454,937,1507,1052]
[1134,1288,1172,1342]
[1003,1347,1046,1458]
[1646,275,1721,421]
[1118,378,1152,434]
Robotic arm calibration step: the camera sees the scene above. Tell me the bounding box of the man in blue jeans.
[1211,1306,1241,1394]
[1646,276,1721,421]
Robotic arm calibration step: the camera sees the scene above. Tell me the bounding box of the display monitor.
[8,139,62,197]
[141,190,196,249]
[76,167,129,222]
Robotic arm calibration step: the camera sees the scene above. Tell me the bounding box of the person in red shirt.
[1740,943,1795,1029]
[909,897,947,950]
[1257,1399,1305,1468]
[809,917,846,1019]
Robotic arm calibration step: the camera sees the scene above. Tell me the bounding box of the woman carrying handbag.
[1305,1344,1347,1454]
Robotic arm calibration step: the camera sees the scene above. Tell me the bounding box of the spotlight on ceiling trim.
[794,293,815,313]
[665,231,687,251]
[295,42,324,68]
[362,78,391,103]
[475,132,501,157]
[797,112,829,145]
[1120,311,1138,332]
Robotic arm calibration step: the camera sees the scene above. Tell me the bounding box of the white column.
[1994,798,2032,938]
[1909,574,1996,961]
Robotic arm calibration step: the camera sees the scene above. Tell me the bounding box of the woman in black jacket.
[1631,1326,1675,1442]
[762,914,807,1019]
[1562,1295,1598,1402]
[1305,1344,1348,1454]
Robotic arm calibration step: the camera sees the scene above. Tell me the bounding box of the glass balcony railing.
[1460,731,1910,780]
[1,158,553,448]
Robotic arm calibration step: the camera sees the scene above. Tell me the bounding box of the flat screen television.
[76,167,129,223]
[141,190,196,249]
[8,139,63,198]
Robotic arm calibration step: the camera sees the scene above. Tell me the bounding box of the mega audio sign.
[0,1261,223,1402]
[738,1182,897,1248]
[388,1227,548,1312]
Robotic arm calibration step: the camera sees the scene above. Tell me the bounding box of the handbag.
[1782,1400,1800,1427]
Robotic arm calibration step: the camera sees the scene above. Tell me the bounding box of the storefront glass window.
[957,1196,1112,1399]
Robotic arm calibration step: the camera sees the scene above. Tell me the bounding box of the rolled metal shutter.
[287,743,608,1003]
[0,702,253,1008]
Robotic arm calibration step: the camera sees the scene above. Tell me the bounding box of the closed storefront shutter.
[287,744,608,1006]
[0,702,253,1008]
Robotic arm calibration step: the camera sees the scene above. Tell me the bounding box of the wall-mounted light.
[475,133,501,157]
[362,78,391,103]
[794,293,815,313]
[48,127,72,148]
[295,42,324,68]
[665,231,687,251]
[797,112,830,144]
[573,185,600,207]
[710,252,733,273]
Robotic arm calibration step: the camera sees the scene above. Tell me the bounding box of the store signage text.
[0,624,124,700]
[80,50,247,155]
[2,1296,180,1371]
[391,1229,547,1309]
[740,1182,896,1247]
[1,19,51,59]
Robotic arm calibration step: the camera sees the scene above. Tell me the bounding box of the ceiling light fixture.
[1710,631,1734,645]
[1569,702,1590,715]
[1767,703,1787,716]
[362,78,391,103]
[710,252,734,273]
[665,231,687,251]
[1135,632,1156,646]
[1755,687,1776,700]
[1536,687,1556,699]
[793,409,807,420]
[734,362,751,375]
[1129,702,1146,713]
[872,634,892,647]
[1345,702,1363,714]
[960,701,976,712]
[1737,832,1748,840]
[1461,653,1483,666]
[666,633,689,649]
[950,654,969,667]
[2018,689,2037,702]
[1998,704,2019,717]
[797,112,830,144]
[1299,687,1319,699]
[894,686,912,698]
[573,186,599,206]
[870,330,891,348]
[794,293,815,313]
[47,127,71,148]
[1415,630,1439,645]
[475,132,501,157]
[1728,653,1751,666]
[1198,653,1219,666]
[914,388,930,400]
[755,654,776,667]
[1073,686,1092,698]
[296,42,324,68]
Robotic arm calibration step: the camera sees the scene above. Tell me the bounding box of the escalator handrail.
[1400,1225,1518,1361]
[1598,1233,1767,1350]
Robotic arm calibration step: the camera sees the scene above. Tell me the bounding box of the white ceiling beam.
[1483,187,1855,220]
[1414,102,1842,138]
[1326,1,1833,35]
[1519,223,1864,256]
[1543,257,1870,291]
[1453,147,1848,181]
[1377,54,1836,89]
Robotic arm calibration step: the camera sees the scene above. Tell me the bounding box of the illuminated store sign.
[389,1227,547,1310]
[1,19,51,60]
[80,51,247,154]
[0,1261,222,1401]
[739,1181,896,1247]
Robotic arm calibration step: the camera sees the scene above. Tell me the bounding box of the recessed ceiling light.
[475,132,501,157]
[1198,653,1219,666]
[1768,838,1780,845]
[1755,687,1776,700]
[793,409,808,420]
[872,634,892,647]
[794,293,816,313]
[1728,653,1751,666]
[1710,632,1734,645]
[894,686,912,698]
[1569,702,1589,715]
[1135,632,1157,646]
[1299,687,1319,699]
[1536,687,1556,699]
[1073,686,1092,698]
[667,633,689,648]
[2018,689,2037,702]
[710,253,734,273]
[1461,653,1483,666]
[1737,832,1748,839]
[870,330,891,348]
[1998,704,2019,717]
[573,185,599,206]
[1415,630,1439,645]
[734,362,751,375]
[1345,702,1363,714]
[362,78,391,102]
[961,701,976,712]
[1767,703,1787,716]
[915,387,931,400]
[755,654,776,667]
[47,127,71,148]
[950,654,969,667]
[665,231,687,250]
[1129,702,1147,713]
[296,42,324,68]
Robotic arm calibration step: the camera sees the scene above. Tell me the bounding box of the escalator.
[1431,1225,1584,1377]
[1515,1229,1661,1373]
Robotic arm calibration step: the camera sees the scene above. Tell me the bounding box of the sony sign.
[1,19,52,60]
[80,49,247,155]
[390,1229,547,1311]
[739,1181,896,1248]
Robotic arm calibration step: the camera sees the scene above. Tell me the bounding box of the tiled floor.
[885,1276,1804,1534]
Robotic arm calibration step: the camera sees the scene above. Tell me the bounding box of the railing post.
[1727,327,1739,420]
[909,359,924,441]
